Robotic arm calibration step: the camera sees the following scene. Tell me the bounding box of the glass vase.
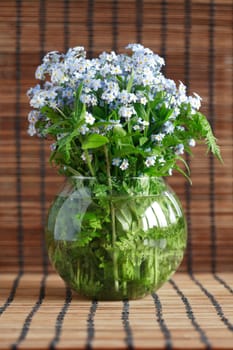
[46,176,187,300]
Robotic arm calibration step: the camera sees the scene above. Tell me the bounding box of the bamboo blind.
[0,1,232,349]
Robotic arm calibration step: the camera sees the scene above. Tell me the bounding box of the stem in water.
[104,145,119,292]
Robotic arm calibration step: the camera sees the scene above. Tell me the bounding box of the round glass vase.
[46,176,187,300]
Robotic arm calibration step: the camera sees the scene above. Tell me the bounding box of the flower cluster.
[27,44,221,182]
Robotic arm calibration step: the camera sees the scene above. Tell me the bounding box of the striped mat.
[0,272,232,349]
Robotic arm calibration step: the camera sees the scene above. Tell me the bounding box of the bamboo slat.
[0,272,232,350]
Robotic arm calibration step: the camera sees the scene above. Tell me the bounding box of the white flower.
[81,152,93,162]
[57,133,68,140]
[145,156,156,167]
[177,82,188,105]
[80,125,89,135]
[175,144,184,155]
[112,158,122,166]
[99,51,117,63]
[178,81,186,95]
[142,68,154,86]
[126,43,145,52]
[137,96,147,105]
[28,124,37,136]
[65,46,86,59]
[91,79,102,91]
[28,110,40,124]
[138,118,149,127]
[133,124,141,131]
[43,50,62,64]
[189,93,202,110]
[101,81,119,103]
[30,91,46,108]
[80,93,97,106]
[119,106,136,119]
[163,121,175,134]
[119,159,129,170]
[50,143,57,151]
[151,133,165,142]
[164,78,176,93]
[111,65,122,75]
[91,127,100,134]
[50,65,67,84]
[85,112,95,125]
[188,138,196,147]
[118,90,137,104]
[35,64,47,80]
[62,87,74,100]
[158,157,165,165]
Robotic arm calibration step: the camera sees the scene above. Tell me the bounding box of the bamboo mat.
[0,272,232,350]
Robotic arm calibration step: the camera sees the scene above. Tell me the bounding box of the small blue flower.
[50,143,57,151]
[118,90,137,104]
[151,133,165,143]
[163,121,175,134]
[188,138,196,147]
[119,106,136,119]
[27,123,37,136]
[189,93,202,111]
[85,112,95,125]
[145,156,156,167]
[80,125,89,135]
[175,144,184,155]
[28,110,40,123]
[112,158,122,166]
[119,159,129,170]
[65,46,86,59]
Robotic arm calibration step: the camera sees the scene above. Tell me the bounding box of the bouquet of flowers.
[26,44,222,299]
[27,43,221,184]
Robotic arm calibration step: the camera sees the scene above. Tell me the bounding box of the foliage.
[27,44,222,184]
[46,177,187,300]
[27,44,221,299]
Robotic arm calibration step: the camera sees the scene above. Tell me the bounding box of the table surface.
[0,272,232,350]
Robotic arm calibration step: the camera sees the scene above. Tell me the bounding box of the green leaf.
[40,106,62,123]
[139,137,148,146]
[134,103,148,120]
[196,113,223,162]
[149,91,165,110]
[113,126,127,137]
[115,205,132,231]
[82,212,102,230]
[174,164,192,184]
[115,144,145,157]
[176,156,191,175]
[74,83,84,119]
[82,134,109,150]
[126,72,134,92]
[92,106,105,118]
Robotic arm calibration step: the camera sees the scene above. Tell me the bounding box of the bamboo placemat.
[0,272,232,350]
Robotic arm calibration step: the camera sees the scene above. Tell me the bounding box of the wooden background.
[0,0,232,274]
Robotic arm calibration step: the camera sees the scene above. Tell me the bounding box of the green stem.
[154,247,158,286]
[84,150,95,177]
[104,145,119,292]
